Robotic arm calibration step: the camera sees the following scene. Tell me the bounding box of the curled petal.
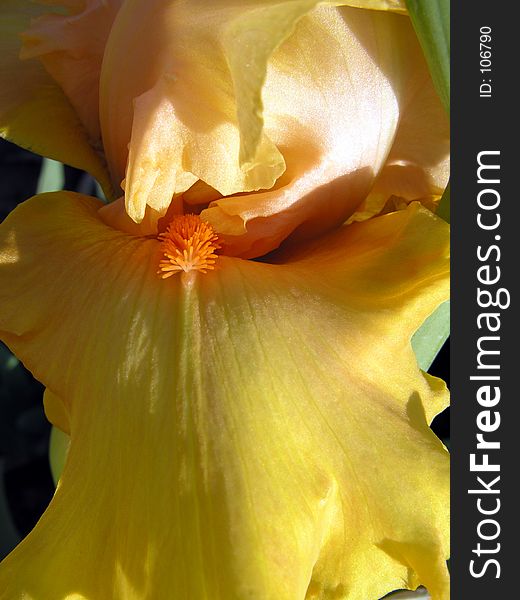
[101,0,321,219]
[201,7,438,257]
[0,193,448,599]
[100,1,410,226]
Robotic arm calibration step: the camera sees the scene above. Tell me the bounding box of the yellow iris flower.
[0,1,449,599]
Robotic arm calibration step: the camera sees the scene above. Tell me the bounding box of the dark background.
[0,137,450,558]
[0,138,99,556]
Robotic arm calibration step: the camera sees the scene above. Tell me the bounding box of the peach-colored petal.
[202,7,426,258]
[20,0,123,145]
[102,0,328,219]
[98,1,444,256]
[349,34,449,223]
[101,1,414,229]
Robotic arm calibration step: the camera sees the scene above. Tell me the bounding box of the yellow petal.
[201,7,434,257]
[0,1,113,196]
[0,193,449,599]
[20,0,123,144]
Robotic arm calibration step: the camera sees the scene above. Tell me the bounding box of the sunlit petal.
[201,7,433,257]
[100,2,409,225]
[101,0,323,219]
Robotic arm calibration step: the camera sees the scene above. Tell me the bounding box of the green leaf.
[412,301,450,371]
[36,158,65,194]
[406,0,450,113]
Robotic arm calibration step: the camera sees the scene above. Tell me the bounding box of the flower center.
[157,214,221,278]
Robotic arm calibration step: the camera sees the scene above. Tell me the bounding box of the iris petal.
[0,192,448,599]
[100,2,413,229]
[101,0,313,219]
[0,1,113,196]
[200,7,443,257]
[19,0,123,144]
[349,36,449,223]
